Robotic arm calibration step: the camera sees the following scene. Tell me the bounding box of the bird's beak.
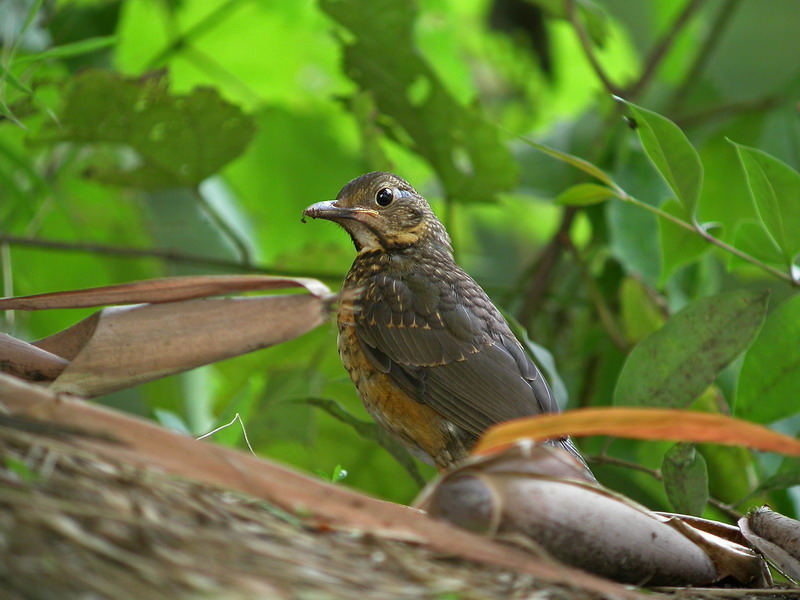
[302,200,378,222]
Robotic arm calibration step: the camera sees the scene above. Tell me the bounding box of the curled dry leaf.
[418,442,769,587]
[0,275,331,310]
[739,507,800,582]
[0,333,69,382]
[0,275,334,397]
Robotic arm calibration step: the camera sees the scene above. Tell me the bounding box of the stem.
[517,207,576,324]
[565,0,622,97]
[193,188,253,266]
[588,453,742,520]
[625,0,708,99]
[617,193,799,286]
[668,0,742,113]
[145,0,248,69]
[0,234,342,283]
[565,238,630,352]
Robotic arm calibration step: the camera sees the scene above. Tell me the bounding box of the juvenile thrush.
[304,172,588,472]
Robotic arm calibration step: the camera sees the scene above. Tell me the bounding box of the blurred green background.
[1,0,799,518]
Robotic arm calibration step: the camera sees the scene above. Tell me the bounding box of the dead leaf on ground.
[419,442,770,587]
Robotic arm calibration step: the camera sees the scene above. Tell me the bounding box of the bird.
[303,172,589,474]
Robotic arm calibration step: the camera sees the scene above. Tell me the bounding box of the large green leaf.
[34,70,256,189]
[736,293,800,423]
[614,290,768,407]
[623,101,703,215]
[320,0,517,203]
[662,443,709,516]
[732,142,800,267]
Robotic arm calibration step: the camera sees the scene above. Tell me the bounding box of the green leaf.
[614,290,769,407]
[619,277,665,344]
[33,70,256,189]
[519,136,618,190]
[662,443,709,516]
[729,220,785,272]
[321,0,517,203]
[607,197,660,285]
[732,142,800,266]
[13,36,117,65]
[747,462,800,497]
[555,183,615,206]
[736,293,800,423]
[658,199,711,286]
[622,100,703,215]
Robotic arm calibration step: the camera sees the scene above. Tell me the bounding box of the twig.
[588,452,743,520]
[516,207,577,324]
[708,497,742,521]
[192,188,253,266]
[674,96,783,129]
[614,193,799,287]
[0,234,342,283]
[625,0,708,99]
[668,0,742,113]
[145,0,249,69]
[565,0,622,97]
[563,238,630,352]
[587,453,662,480]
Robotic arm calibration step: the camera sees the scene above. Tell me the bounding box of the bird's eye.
[375,187,394,207]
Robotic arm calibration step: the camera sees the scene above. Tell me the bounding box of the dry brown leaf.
[45,294,332,397]
[739,507,800,582]
[0,333,69,381]
[0,275,334,397]
[419,443,768,587]
[0,274,331,309]
[474,408,800,457]
[0,373,643,599]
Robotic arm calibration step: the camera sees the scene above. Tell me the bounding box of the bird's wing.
[354,272,557,438]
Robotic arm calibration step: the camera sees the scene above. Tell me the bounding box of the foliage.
[1,0,798,516]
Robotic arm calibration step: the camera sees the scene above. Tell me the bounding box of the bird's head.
[303,172,452,254]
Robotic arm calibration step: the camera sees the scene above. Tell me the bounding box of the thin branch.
[565,0,623,97]
[587,453,662,479]
[673,95,782,130]
[0,234,342,283]
[145,0,249,69]
[613,193,799,287]
[564,238,629,352]
[668,0,742,113]
[625,0,708,99]
[516,207,577,324]
[588,452,743,520]
[192,188,253,267]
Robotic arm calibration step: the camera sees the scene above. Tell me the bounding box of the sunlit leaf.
[622,100,703,215]
[32,70,256,189]
[321,0,517,203]
[662,443,708,516]
[736,293,800,423]
[614,290,768,408]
